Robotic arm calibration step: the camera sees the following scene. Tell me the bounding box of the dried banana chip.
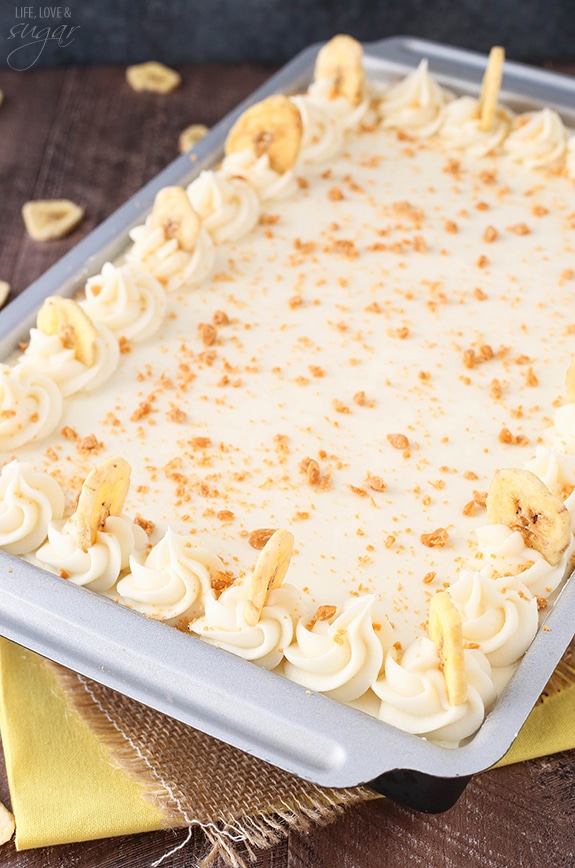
[36,295,97,367]
[149,186,201,253]
[314,34,365,105]
[478,46,505,132]
[126,61,181,93]
[245,528,294,626]
[225,95,303,174]
[0,280,9,308]
[0,800,14,845]
[565,355,575,403]
[178,123,209,154]
[22,199,84,242]
[428,591,467,706]
[486,467,571,566]
[74,456,132,552]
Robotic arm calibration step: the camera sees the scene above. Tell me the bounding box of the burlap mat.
[47,662,377,867]
[44,638,575,866]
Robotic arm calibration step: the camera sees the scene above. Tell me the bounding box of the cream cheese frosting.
[1,55,575,747]
[503,108,569,169]
[17,323,119,397]
[82,262,168,342]
[126,222,216,293]
[380,59,454,138]
[438,96,512,156]
[0,364,63,449]
[185,170,261,244]
[0,460,65,555]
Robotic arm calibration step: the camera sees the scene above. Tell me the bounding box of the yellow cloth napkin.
[1,636,574,851]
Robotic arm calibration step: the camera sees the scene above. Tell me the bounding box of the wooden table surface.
[1,59,575,868]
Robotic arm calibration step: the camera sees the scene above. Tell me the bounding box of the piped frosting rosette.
[34,514,147,594]
[545,402,575,455]
[503,108,569,170]
[567,136,575,180]
[469,524,573,599]
[185,170,261,244]
[33,456,147,594]
[190,528,298,670]
[524,445,575,531]
[438,96,512,157]
[0,364,63,450]
[282,594,392,702]
[379,59,454,138]
[18,323,119,397]
[16,294,119,398]
[117,528,221,623]
[189,578,298,670]
[301,79,371,132]
[447,570,538,669]
[0,460,65,555]
[289,93,346,165]
[127,186,216,294]
[82,262,168,342]
[220,150,299,202]
[372,637,496,746]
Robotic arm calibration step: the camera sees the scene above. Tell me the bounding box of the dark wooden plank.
[0,63,277,299]
[288,755,575,867]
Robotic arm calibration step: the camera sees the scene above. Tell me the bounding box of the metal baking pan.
[1,37,575,813]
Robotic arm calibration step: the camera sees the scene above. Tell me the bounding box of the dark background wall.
[1,0,574,71]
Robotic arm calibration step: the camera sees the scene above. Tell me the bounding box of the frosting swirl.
[220,151,299,202]
[189,577,298,670]
[117,528,221,622]
[305,78,370,131]
[290,94,346,164]
[439,96,512,157]
[447,570,538,668]
[372,637,496,746]
[282,595,391,702]
[186,171,260,244]
[0,459,65,555]
[0,364,63,450]
[470,523,572,598]
[567,136,575,180]
[127,223,216,294]
[33,514,148,594]
[380,60,453,138]
[545,403,575,454]
[503,108,568,169]
[82,262,168,342]
[18,323,119,397]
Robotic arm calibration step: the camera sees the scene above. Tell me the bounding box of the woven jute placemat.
[46,639,575,866]
[47,662,377,867]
